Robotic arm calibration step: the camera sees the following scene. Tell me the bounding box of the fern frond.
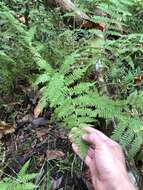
[0,160,37,190]
[70,82,95,95]
[46,73,66,106]
[75,108,97,117]
[127,91,143,113]
[34,73,51,86]
[0,183,11,190]
[17,183,35,190]
[55,99,74,118]
[72,95,95,107]
[128,134,142,158]
[60,52,78,74]
[18,160,31,178]
[65,67,88,86]
[112,117,143,158]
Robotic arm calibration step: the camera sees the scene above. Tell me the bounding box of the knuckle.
[111,141,121,148]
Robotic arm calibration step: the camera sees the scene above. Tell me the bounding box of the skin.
[72,127,135,190]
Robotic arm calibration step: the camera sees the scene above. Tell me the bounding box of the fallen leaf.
[46,150,65,160]
[17,114,33,123]
[81,21,106,31]
[34,102,42,118]
[0,121,15,139]
[36,127,50,141]
[17,15,26,24]
[32,117,49,127]
[134,75,143,87]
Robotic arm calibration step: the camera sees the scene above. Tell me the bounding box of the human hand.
[72,127,135,190]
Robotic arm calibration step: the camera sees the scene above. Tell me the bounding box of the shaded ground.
[0,92,94,190]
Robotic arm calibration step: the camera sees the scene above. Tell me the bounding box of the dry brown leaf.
[81,20,106,31]
[46,150,65,160]
[34,102,42,118]
[17,15,26,24]
[0,121,15,139]
[17,114,33,123]
[36,127,50,141]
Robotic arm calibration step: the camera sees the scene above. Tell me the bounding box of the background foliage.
[0,160,37,190]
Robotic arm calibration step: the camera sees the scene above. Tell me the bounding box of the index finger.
[83,127,112,142]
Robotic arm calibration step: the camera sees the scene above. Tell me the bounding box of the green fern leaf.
[69,126,89,159]
[18,160,31,178]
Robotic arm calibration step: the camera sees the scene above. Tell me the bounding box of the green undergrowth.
[0,0,143,162]
[0,160,37,190]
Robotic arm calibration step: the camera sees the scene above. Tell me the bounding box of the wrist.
[92,174,135,190]
[111,175,135,190]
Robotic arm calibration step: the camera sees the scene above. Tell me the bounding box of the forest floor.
[0,85,95,190]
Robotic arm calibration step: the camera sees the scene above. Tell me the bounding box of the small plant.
[0,160,37,190]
